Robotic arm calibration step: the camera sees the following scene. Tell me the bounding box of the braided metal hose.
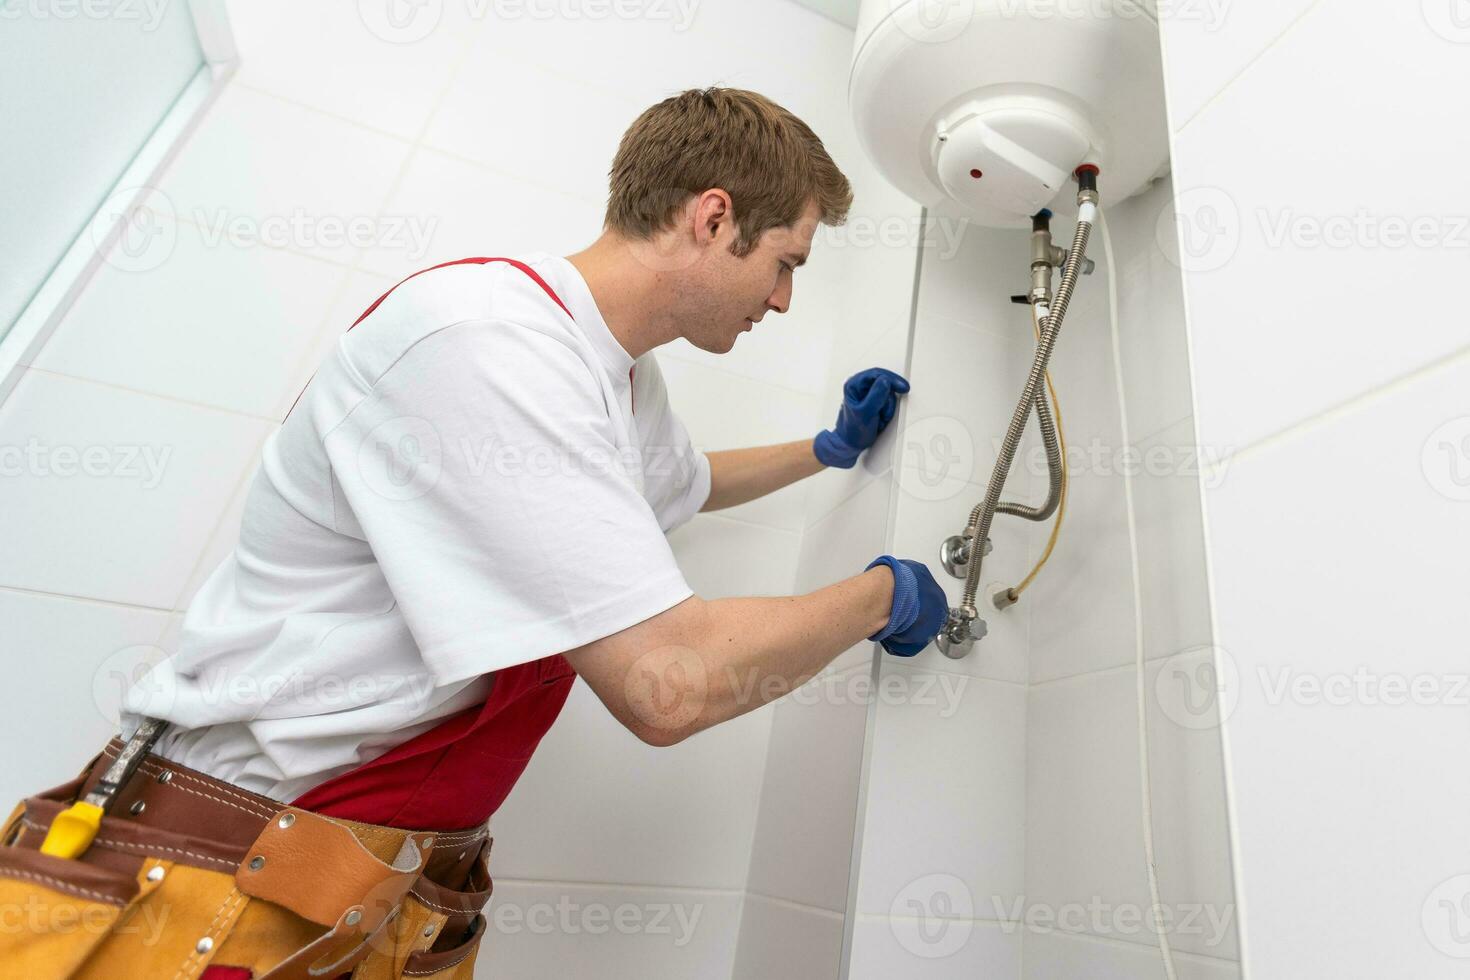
[996,367,1062,521]
[958,209,1095,617]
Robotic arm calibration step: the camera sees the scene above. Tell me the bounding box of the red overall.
[282,257,614,831]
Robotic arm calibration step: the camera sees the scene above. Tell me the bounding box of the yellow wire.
[1008,303,1068,599]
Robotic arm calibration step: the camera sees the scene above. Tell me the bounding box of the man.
[3,87,947,979]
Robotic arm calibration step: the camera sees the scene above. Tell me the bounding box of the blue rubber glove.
[813,367,911,469]
[865,555,948,657]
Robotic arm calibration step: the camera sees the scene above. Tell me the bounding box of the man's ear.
[692,189,735,246]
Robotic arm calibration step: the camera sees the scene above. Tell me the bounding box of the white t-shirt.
[121,253,711,801]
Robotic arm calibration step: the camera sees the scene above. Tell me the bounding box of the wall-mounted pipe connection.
[935,168,1101,659]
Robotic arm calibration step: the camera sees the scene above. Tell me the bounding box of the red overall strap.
[287,256,606,830]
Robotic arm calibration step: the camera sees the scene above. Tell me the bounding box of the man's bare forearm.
[564,565,894,746]
[700,440,825,512]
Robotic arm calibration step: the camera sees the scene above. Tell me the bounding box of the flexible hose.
[959,206,1094,614]
[1006,303,1070,599]
[997,318,1064,522]
[1100,209,1181,980]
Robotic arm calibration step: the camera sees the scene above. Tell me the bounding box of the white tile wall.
[0,589,172,803]
[225,0,479,141]
[1165,1,1470,453]
[1157,0,1321,130]
[0,371,271,608]
[660,355,824,533]
[35,220,350,418]
[731,895,846,980]
[357,147,600,276]
[1161,2,1470,976]
[155,83,412,266]
[478,880,741,980]
[1026,669,1153,946]
[847,915,1022,980]
[1202,355,1470,977]
[743,664,871,915]
[1022,930,1240,980]
[856,662,1026,919]
[489,679,773,892]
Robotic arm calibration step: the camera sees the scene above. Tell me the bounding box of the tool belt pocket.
[0,780,173,979]
[376,837,494,980]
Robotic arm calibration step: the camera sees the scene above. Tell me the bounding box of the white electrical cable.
[1099,208,1181,980]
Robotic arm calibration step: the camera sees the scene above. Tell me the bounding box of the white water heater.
[849,0,1170,227]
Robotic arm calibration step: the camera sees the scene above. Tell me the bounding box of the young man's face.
[682,198,822,354]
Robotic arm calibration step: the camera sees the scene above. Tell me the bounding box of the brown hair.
[604,87,853,257]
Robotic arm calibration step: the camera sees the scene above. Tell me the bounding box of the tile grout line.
[1175,0,1326,136]
[0,583,175,617]
[22,367,283,424]
[1203,338,1470,478]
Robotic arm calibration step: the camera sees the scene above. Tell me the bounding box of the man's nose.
[767,280,792,315]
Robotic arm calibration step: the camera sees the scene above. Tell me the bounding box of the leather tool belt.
[0,735,495,979]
